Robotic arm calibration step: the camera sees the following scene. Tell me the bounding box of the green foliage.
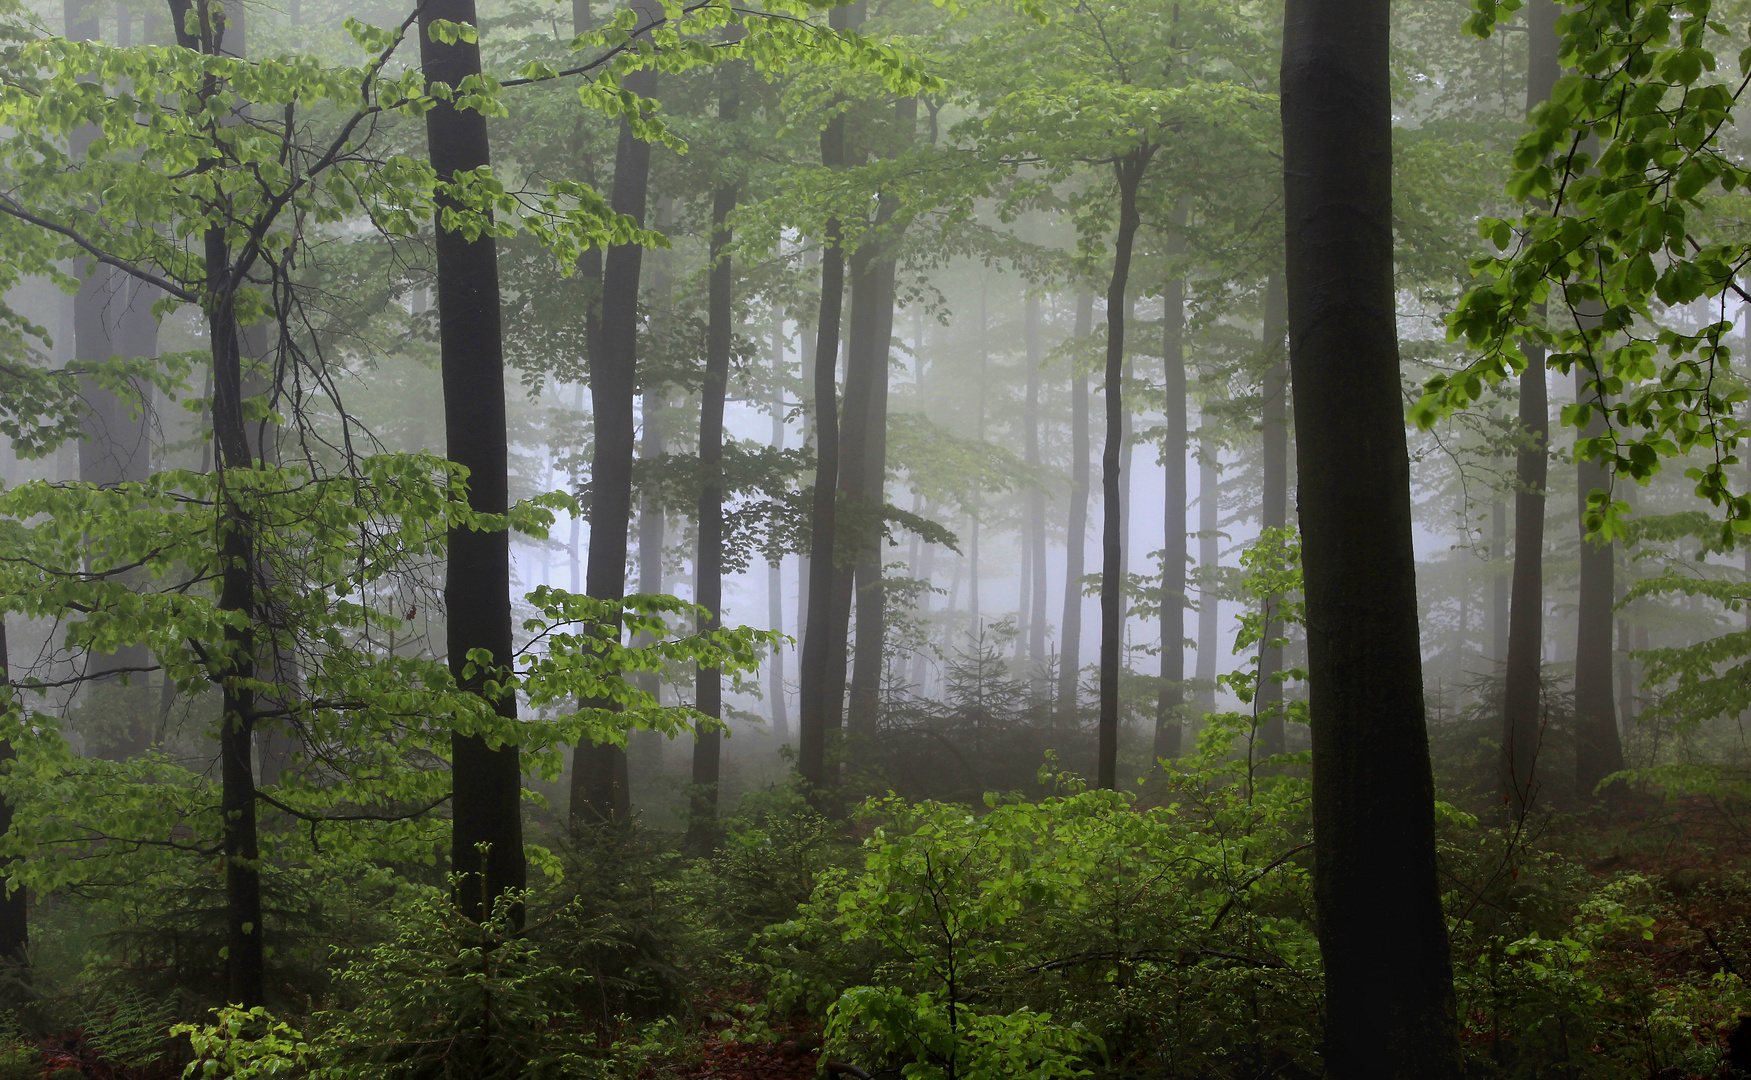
[0,1045,37,1080]
[761,727,1320,1077]
[1416,0,1751,541]
[176,889,658,1080]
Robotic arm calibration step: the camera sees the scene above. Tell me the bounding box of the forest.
[0,0,1745,1076]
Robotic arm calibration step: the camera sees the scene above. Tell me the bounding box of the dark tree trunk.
[767,311,790,742]
[1502,0,1559,820]
[170,0,268,1006]
[1098,150,1150,790]
[846,251,898,741]
[420,0,525,921]
[1024,295,1048,698]
[1057,293,1093,721]
[1154,208,1189,763]
[1491,496,1508,664]
[1573,368,1623,797]
[846,96,913,744]
[796,42,851,802]
[0,621,23,968]
[828,245,878,748]
[689,68,738,848]
[207,222,264,1006]
[1255,272,1289,759]
[1195,431,1219,714]
[572,7,658,826]
[1281,0,1461,1074]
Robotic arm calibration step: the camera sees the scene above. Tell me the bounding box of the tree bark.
[1154,208,1189,763]
[689,66,738,847]
[767,310,790,742]
[420,0,525,921]
[831,246,878,745]
[1098,150,1151,790]
[169,0,268,1005]
[844,96,910,744]
[571,4,658,826]
[1282,0,1461,1073]
[206,202,264,1009]
[846,247,899,741]
[1491,495,1508,664]
[1573,368,1623,797]
[1195,431,1220,715]
[1024,295,1048,698]
[796,35,853,802]
[0,621,24,967]
[1057,292,1093,721]
[1255,272,1289,759]
[1501,0,1559,820]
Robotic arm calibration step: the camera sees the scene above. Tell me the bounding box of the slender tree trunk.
[1282,0,1461,1073]
[1154,208,1189,763]
[626,380,666,785]
[1058,292,1093,721]
[1099,151,1151,789]
[570,0,601,610]
[1256,272,1289,759]
[1491,496,1508,664]
[1024,295,1048,698]
[796,33,853,800]
[1195,432,1220,714]
[0,621,24,967]
[572,4,658,825]
[832,243,880,743]
[169,0,268,1005]
[689,68,738,847]
[206,213,264,1008]
[1630,623,1648,739]
[1573,368,1623,796]
[1502,0,1559,820]
[969,278,986,633]
[847,233,901,740]
[420,0,525,920]
[767,310,791,742]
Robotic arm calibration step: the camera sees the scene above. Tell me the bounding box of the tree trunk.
[1057,292,1093,721]
[1501,0,1559,820]
[847,241,900,741]
[1024,295,1048,698]
[1255,272,1289,759]
[796,33,853,801]
[1491,495,1508,664]
[569,0,602,610]
[207,212,264,1008]
[572,5,658,826]
[830,244,879,746]
[420,0,525,921]
[1098,151,1150,790]
[767,310,790,742]
[170,0,269,1005]
[1281,0,1461,1074]
[1573,368,1623,797]
[1154,208,1189,763]
[0,621,24,967]
[689,67,738,847]
[1195,431,1220,715]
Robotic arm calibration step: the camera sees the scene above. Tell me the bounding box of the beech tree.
[1282,0,1462,1073]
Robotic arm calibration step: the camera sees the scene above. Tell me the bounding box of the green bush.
[760,716,1323,1079]
[0,1045,37,1080]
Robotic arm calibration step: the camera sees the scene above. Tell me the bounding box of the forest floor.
[640,986,826,1080]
